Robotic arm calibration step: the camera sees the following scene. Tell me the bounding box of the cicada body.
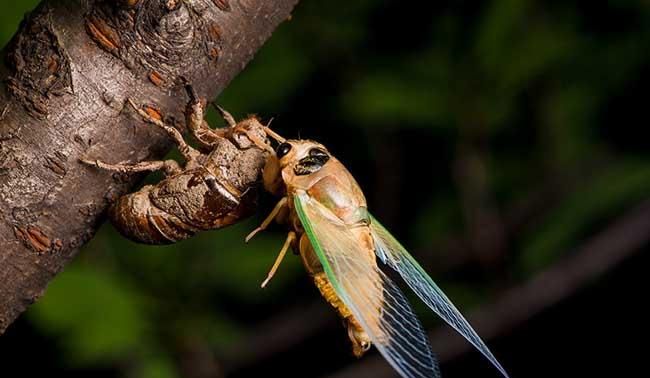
[248,135,509,378]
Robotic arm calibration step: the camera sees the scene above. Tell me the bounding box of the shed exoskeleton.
[82,86,272,244]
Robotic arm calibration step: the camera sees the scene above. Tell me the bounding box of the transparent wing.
[369,215,509,378]
[294,192,440,378]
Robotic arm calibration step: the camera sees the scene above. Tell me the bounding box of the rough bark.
[0,0,298,334]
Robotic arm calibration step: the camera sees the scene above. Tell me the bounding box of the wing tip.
[484,355,509,378]
[495,363,510,378]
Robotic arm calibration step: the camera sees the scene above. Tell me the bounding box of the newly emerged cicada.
[247,133,509,378]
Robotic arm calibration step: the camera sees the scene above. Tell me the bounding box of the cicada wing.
[369,215,509,378]
[294,192,440,378]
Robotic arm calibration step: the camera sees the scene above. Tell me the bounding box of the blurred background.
[2,1,649,377]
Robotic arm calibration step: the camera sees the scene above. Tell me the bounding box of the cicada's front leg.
[298,233,372,357]
[247,198,294,288]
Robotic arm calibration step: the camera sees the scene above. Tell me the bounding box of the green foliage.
[519,161,650,274]
[0,0,39,47]
[29,265,149,365]
[135,356,178,378]
[218,32,313,115]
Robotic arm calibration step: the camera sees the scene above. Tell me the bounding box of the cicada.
[246,132,509,378]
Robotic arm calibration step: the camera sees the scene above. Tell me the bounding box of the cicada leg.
[211,103,275,153]
[127,99,200,163]
[80,158,182,177]
[245,197,288,242]
[181,84,273,153]
[260,231,296,288]
[246,198,292,287]
[183,85,225,151]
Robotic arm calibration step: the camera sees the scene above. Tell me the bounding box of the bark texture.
[0,0,298,334]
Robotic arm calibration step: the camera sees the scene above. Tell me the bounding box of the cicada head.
[262,139,331,195]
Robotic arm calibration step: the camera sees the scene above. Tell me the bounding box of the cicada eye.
[276,142,292,158]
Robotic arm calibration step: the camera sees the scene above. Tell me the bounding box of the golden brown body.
[250,139,380,356]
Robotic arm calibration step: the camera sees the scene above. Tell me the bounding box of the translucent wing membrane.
[294,193,440,378]
[369,215,510,378]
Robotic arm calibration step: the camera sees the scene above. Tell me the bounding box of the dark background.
[1,1,649,377]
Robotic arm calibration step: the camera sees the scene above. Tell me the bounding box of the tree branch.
[0,0,298,334]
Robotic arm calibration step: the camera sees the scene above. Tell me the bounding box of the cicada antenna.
[264,119,286,144]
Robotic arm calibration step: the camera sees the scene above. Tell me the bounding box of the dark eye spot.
[276,143,292,158]
[294,147,330,176]
[309,148,328,158]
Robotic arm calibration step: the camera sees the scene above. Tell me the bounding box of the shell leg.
[210,102,274,153]
[202,166,243,205]
[184,91,272,153]
[213,103,237,127]
[184,84,271,152]
[184,84,226,150]
[127,99,200,163]
[80,159,181,177]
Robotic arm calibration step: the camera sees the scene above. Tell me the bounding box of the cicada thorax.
[110,167,255,245]
[288,156,368,220]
